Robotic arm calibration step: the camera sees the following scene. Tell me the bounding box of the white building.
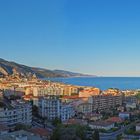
[33,86,62,96]
[39,96,75,121]
[126,102,137,109]
[0,124,9,135]
[0,130,43,140]
[33,97,39,107]
[39,96,61,120]
[119,112,130,120]
[61,103,75,122]
[136,123,140,132]
[77,103,92,114]
[89,121,115,131]
[0,100,32,128]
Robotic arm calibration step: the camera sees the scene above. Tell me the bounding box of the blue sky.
[0,0,140,76]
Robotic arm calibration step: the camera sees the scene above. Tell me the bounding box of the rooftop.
[30,127,51,137]
[106,117,123,123]
[90,121,114,127]
[0,130,42,140]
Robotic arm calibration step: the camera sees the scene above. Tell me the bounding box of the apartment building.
[79,88,100,98]
[0,100,32,128]
[60,103,75,121]
[62,85,79,96]
[39,96,61,120]
[88,94,123,111]
[33,86,62,96]
[77,103,92,114]
[31,84,79,97]
[38,96,75,121]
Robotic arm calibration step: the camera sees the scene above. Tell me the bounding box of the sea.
[44,77,140,90]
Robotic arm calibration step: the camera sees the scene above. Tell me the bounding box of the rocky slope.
[0,58,96,78]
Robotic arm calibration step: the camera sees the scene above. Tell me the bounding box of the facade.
[125,95,138,104]
[33,87,62,96]
[0,130,43,140]
[63,85,79,96]
[119,112,130,120]
[126,102,137,109]
[39,96,75,121]
[83,113,102,121]
[77,103,92,114]
[88,94,123,111]
[89,121,115,130]
[30,128,51,140]
[136,123,140,132]
[79,88,100,98]
[33,97,39,107]
[106,117,123,123]
[32,85,79,97]
[63,119,87,126]
[0,124,9,135]
[39,96,61,120]
[0,100,32,128]
[4,88,24,97]
[60,103,75,121]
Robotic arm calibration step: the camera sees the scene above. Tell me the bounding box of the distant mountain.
[0,58,96,78]
[53,70,96,77]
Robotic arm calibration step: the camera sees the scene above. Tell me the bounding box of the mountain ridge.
[0,58,97,78]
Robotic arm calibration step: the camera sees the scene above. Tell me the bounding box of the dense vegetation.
[50,124,100,140]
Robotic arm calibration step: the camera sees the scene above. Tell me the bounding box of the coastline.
[42,77,140,90]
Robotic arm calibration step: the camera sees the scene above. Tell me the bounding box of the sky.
[0,0,140,76]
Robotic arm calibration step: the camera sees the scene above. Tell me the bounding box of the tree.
[52,118,62,127]
[92,129,100,140]
[50,124,89,140]
[9,95,21,100]
[32,105,39,117]
[15,123,31,131]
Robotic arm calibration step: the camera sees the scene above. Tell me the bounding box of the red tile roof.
[107,117,123,123]
[0,124,9,131]
[30,128,51,137]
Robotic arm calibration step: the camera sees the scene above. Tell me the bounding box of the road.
[100,122,136,140]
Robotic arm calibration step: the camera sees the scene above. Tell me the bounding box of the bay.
[44,77,140,90]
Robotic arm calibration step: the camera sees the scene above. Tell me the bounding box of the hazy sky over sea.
[0,0,140,76]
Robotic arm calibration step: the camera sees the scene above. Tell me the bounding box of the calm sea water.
[44,77,140,90]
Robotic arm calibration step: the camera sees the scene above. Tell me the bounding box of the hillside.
[0,58,96,78]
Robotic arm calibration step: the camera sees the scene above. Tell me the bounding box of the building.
[30,128,52,140]
[77,103,92,114]
[125,95,138,104]
[89,121,115,130]
[63,85,79,96]
[61,103,75,122]
[136,123,140,132]
[63,119,87,126]
[39,96,61,120]
[33,97,39,107]
[104,88,120,95]
[33,86,62,96]
[0,124,9,135]
[0,130,43,140]
[83,113,102,121]
[88,94,123,111]
[38,96,75,121]
[119,112,130,120]
[0,100,32,128]
[4,88,24,97]
[32,85,79,97]
[79,88,100,98]
[106,117,123,123]
[126,102,137,110]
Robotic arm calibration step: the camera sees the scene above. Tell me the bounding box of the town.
[0,70,140,140]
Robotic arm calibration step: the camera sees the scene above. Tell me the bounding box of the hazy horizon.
[1,0,140,76]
